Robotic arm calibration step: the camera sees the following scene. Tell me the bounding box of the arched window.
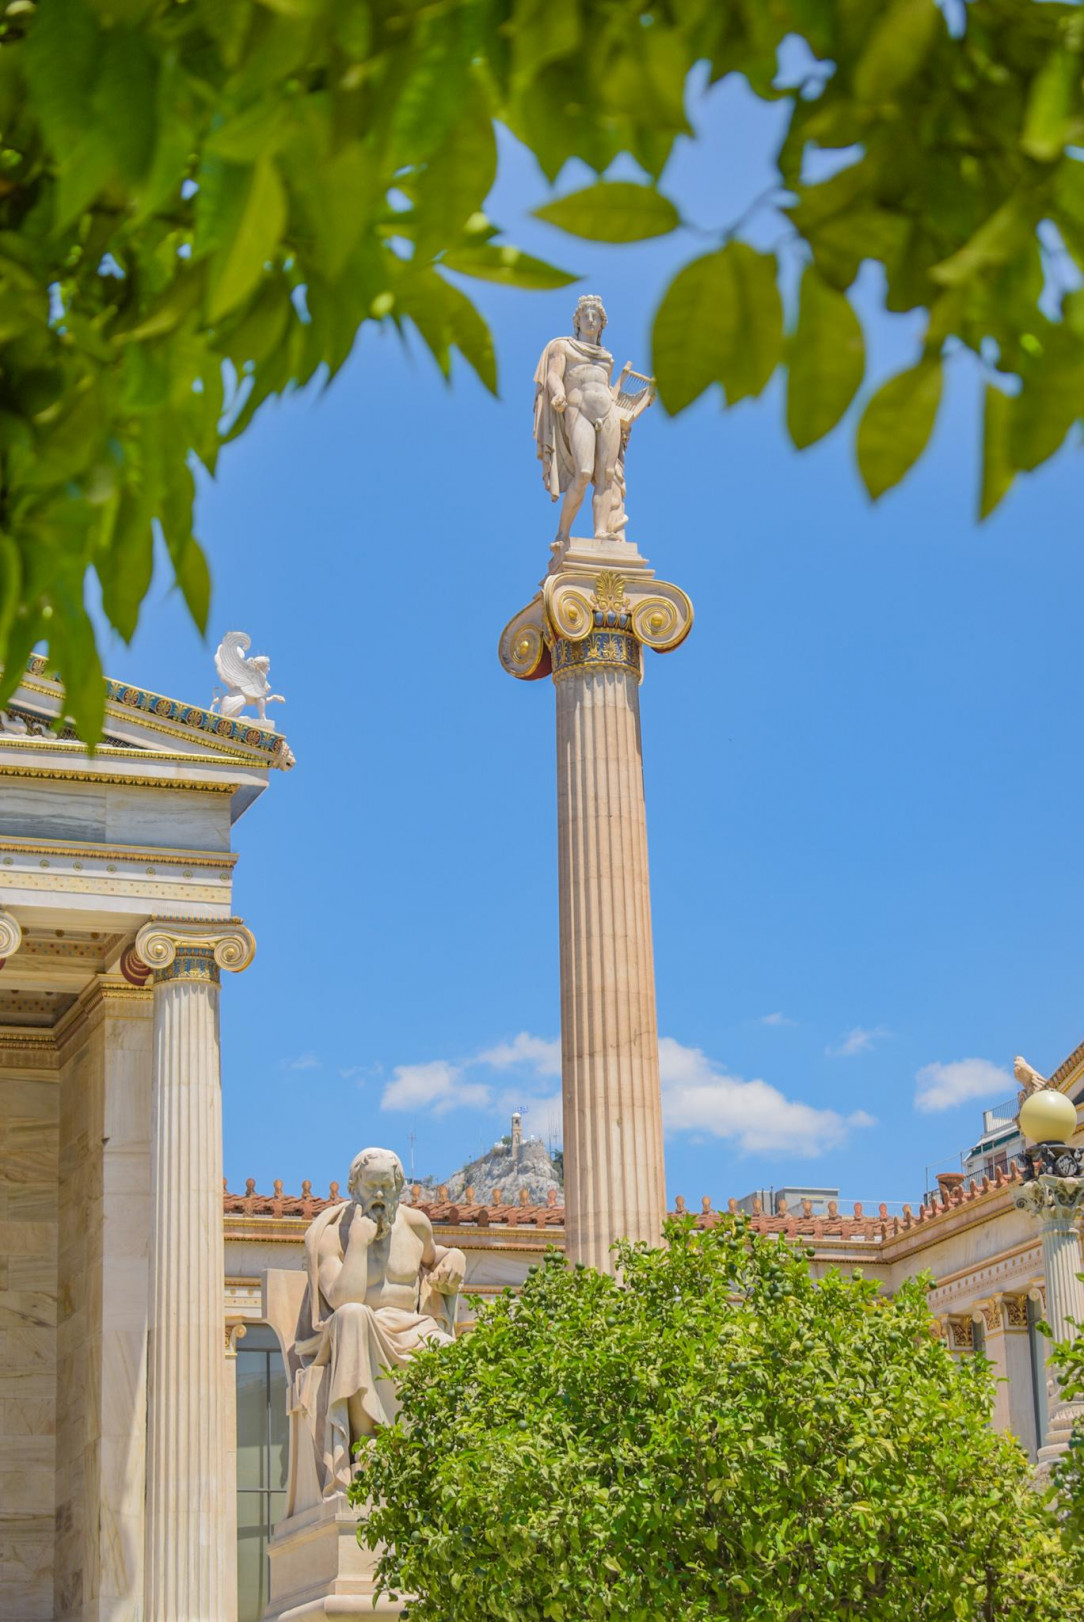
[235,1324,289,1622]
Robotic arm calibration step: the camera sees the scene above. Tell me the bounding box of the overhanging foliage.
[0,0,1082,735]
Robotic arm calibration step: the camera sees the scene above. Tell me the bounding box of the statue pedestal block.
[263,1495,403,1620]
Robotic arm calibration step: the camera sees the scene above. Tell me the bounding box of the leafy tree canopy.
[2,0,1084,735]
[1049,1311,1084,1584]
[352,1217,1080,1621]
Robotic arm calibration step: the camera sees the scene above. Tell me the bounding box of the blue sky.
[116,72,1084,1214]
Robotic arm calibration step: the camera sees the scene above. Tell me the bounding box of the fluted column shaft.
[1014,1174,1084,1469]
[136,920,256,1622]
[500,554,692,1274]
[556,638,665,1271]
[1038,1207,1084,1346]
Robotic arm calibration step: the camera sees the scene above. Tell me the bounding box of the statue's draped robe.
[292,1204,451,1495]
[533,336,614,499]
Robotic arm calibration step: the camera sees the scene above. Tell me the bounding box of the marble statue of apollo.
[291,1147,465,1497]
[533,293,654,546]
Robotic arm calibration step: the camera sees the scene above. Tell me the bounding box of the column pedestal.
[136,919,256,1621]
[1013,1172,1084,1473]
[500,537,692,1271]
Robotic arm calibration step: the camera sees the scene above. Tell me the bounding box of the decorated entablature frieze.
[499,558,693,684]
[16,651,295,768]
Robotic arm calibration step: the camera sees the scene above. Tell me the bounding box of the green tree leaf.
[1022,44,1081,162]
[653,244,782,412]
[205,157,288,323]
[414,81,497,260]
[1008,334,1084,471]
[441,244,578,290]
[533,182,680,243]
[786,267,865,450]
[91,28,158,186]
[930,197,1032,287]
[96,490,154,642]
[979,384,1014,519]
[853,0,941,103]
[856,360,943,499]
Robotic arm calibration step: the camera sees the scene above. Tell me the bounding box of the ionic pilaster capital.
[0,908,22,961]
[135,917,256,985]
[499,562,693,682]
[225,1321,248,1360]
[972,1295,1005,1335]
[1013,1173,1084,1225]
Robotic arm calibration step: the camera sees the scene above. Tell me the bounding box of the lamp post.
[1012,1087,1084,1472]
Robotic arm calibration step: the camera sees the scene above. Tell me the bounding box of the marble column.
[1013,1174,1084,1470]
[500,542,692,1271]
[135,919,256,1622]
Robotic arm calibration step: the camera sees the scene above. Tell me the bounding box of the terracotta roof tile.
[222,1183,566,1226]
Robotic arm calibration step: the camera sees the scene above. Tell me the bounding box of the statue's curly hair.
[347,1146,405,1199]
[573,293,607,338]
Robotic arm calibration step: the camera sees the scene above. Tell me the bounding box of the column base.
[263,1495,403,1620]
[1036,1397,1084,1479]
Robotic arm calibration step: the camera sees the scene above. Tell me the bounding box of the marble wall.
[0,780,232,852]
[0,1038,60,1622]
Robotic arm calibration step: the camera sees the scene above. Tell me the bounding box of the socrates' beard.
[361,1194,398,1238]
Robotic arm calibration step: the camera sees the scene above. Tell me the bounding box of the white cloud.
[380,1060,490,1116]
[760,1011,794,1028]
[378,1031,871,1156]
[914,1058,1013,1114]
[380,1031,562,1119]
[478,1031,561,1078]
[659,1037,874,1157]
[286,1052,321,1071]
[826,1025,891,1058]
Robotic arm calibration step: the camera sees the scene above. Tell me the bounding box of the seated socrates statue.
[291,1146,465,1500]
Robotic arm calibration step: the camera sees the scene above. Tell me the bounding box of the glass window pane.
[237,1493,270,1622]
[236,1355,269,1489]
[269,1355,290,1492]
[240,1324,283,1353]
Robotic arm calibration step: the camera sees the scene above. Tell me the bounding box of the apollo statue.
[290,1147,465,1498]
[533,293,655,547]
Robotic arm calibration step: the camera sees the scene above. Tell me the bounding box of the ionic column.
[501,552,692,1271]
[136,918,256,1622]
[1013,1173,1084,1470]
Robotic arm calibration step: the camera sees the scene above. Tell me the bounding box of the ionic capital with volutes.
[500,557,693,683]
[135,917,256,985]
[1013,1172,1084,1228]
[0,907,22,962]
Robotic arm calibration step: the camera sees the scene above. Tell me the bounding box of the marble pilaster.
[136,919,255,1622]
[500,539,692,1271]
